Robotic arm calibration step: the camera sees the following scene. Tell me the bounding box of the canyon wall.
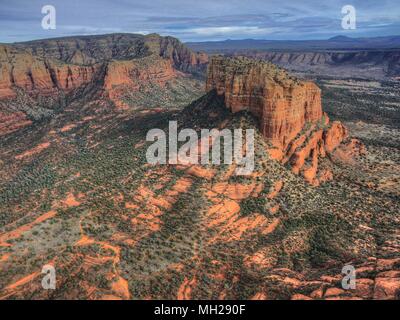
[230,50,400,80]
[0,34,208,135]
[0,45,99,99]
[187,36,400,79]
[206,56,357,185]
[0,34,208,100]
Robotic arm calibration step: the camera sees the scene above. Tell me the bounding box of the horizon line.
[1,32,400,45]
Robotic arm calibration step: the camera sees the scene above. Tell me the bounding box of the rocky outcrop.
[206,56,359,185]
[207,56,322,149]
[103,57,178,109]
[282,120,351,185]
[0,33,208,134]
[324,121,349,153]
[0,45,100,98]
[147,35,208,75]
[0,33,208,101]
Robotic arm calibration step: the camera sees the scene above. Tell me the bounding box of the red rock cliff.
[0,34,208,135]
[0,34,208,101]
[207,56,322,149]
[206,56,359,185]
[0,45,100,98]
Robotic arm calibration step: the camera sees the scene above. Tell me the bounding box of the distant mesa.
[0,33,208,100]
[0,33,208,134]
[328,35,354,41]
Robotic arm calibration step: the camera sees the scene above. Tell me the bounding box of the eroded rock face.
[103,57,178,109]
[0,45,99,98]
[206,56,359,185]
[0,34,208,101]
[207,56,322,148]
[150,35,208,74]
[0,34,208,135]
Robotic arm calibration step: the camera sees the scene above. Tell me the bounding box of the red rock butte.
[206,56,324,148]
[206,56,360,185]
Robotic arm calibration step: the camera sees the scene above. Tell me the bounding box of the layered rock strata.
[0,34,208,101]
[206,56,360,185]
[0,33,208,134]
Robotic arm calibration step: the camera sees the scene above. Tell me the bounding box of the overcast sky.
[0,0,399,43]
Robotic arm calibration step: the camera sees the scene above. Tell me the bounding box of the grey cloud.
[0,0,399,42]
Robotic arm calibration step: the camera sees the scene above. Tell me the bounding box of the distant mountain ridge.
[186,35,400,52]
